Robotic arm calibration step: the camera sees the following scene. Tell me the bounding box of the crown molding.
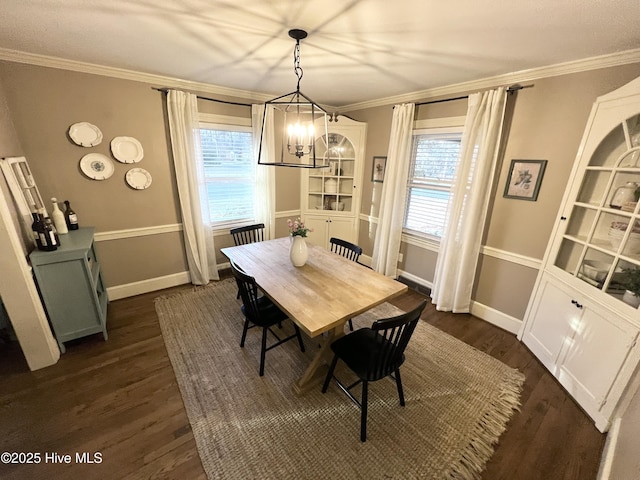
[0,47,272,103]
[1,46,639,111]
[343,48,640,111]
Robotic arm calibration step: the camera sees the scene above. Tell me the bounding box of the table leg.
[293,323,345,395]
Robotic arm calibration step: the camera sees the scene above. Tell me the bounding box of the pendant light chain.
[293,40,304,91]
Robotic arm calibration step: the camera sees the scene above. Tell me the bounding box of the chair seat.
[241,296,287,328]
[331,329,404,381]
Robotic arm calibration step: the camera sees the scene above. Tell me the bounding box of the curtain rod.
[414,84,534,107]
[152,87,253,108]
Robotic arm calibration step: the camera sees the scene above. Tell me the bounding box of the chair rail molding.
[94,223,183,242]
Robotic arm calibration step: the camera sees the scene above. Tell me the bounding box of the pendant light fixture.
[257,29,330,168]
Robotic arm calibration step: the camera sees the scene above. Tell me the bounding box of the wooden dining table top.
[220,237,407,338]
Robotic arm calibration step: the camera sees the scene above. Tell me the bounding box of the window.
[199,120,254,229]
[403,129,463,240]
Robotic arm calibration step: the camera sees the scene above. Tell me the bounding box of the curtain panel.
[372,103,415,277]
[252,104,276,240]
[431,87,507,312]
[167,90,219,285]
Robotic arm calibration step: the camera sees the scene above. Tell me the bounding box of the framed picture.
[372,156,387,183]
[503,159,547,201]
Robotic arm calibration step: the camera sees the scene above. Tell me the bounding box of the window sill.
[401,231,440,253]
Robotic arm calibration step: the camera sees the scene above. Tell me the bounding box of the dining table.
[220,236,408,394]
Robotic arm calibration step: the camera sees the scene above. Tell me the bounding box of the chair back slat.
[369,300,427,379]
[230,223,265,246]
[329,237,363,262]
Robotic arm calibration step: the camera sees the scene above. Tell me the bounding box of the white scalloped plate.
[80,153,114,180]
[111,136,144,163]
[69,122,103,147]
[126,168,152,190]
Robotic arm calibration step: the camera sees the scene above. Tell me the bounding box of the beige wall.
[0,62,187,288]
[347,63,640,322]
[0,61,299,289]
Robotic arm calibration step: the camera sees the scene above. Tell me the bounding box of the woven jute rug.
[154,279,524,480]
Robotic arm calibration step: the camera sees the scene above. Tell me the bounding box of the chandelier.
[257,29,330,168]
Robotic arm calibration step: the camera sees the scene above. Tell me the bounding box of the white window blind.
[404,132,462,239]
[199,124,254,228]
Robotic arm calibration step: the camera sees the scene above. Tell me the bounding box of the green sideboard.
[29,227,108,353]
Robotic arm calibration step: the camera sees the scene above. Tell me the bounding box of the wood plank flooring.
[0,281,606,480]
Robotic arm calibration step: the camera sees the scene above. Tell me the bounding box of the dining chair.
[329,237,363,262]
[230,223,266,298]
[321,300,427,442]
[230,260,306,377]
[230,223,265,246]
[329,237,364,330]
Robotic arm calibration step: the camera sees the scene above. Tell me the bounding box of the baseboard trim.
[469,301,522,335]
[397,269,433,294]
[106,271,190,300]
[395,269,521,334]
[597,416,622,480]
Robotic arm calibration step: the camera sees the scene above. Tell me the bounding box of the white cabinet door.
[327,217,356,245]
[304,215,328,247]
[558,303,637,423]
[304,215,355,249]
[522,277,580,372]
[523,273,639,431]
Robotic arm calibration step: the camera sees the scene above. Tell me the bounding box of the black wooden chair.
[329,237,363,262]
[329,237,364,330]
[230,223,265,246]
[230,260,305,376]
[321,300,427,441]
[230,223,265,298]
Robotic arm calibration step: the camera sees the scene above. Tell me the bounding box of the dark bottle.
[30,212,42,247]
[33,212,58,251]
[39,208,61,247]
[64,200,79,230]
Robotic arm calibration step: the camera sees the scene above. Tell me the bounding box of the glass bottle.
[50,197,68,234]
[64,200,79,230]
[38,208,60,249]
[30,212,42,247]
[32,211,57,251]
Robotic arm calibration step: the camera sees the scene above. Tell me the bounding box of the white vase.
[290,235,308,267]
[622,290,640,308]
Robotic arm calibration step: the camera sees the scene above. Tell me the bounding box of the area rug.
[154,279,524,480]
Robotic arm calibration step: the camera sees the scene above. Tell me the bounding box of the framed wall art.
[372,156,387,183]
[503,159,547,201]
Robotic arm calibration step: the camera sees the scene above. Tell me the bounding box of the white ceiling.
[0,0,639,107]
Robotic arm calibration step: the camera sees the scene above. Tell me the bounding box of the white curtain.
[372,103,415,277]
[431,87,507,312]
[252,104,276,239]
[167,90,219,285]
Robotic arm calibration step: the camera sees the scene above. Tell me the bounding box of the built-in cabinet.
[520,77,640,432]
[29,227,108,353]
[301,116,367,249]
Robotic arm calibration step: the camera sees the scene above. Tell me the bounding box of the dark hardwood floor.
[0,281,606,480]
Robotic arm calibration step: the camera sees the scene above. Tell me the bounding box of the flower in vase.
[287,217,312,237]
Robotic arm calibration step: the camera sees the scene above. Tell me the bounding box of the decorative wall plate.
[69,122,103,147]
[126,168,152,190]
[111,136,144,163]
[80,153,114,180]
